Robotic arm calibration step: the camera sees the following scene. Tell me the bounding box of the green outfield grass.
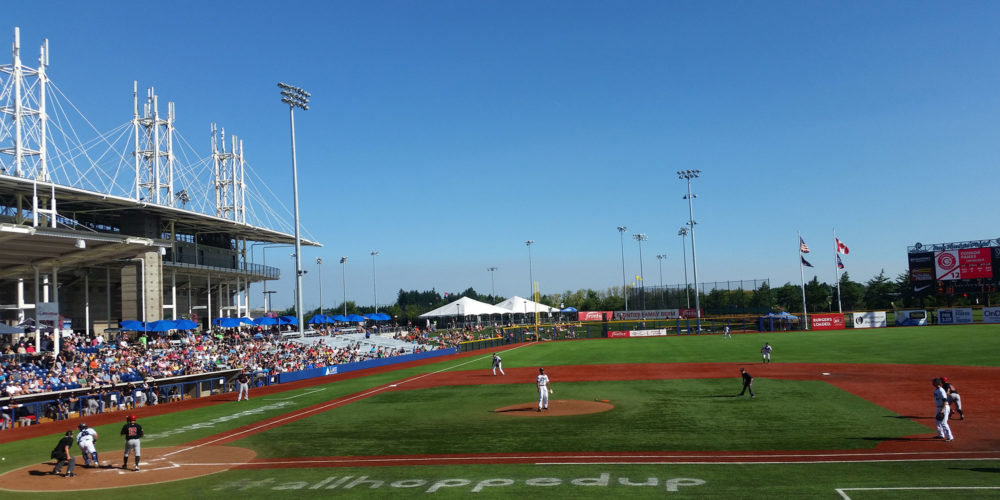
[0,324,997,498]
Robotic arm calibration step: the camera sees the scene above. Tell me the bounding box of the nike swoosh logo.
[914,285,931,292]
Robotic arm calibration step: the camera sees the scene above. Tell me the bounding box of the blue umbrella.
[253,317,278,326]
[146,320,177,332]
[330,315,348,322]
[375,313,392,321]
[212,317,243,328]
[239,317,255,325]
[345,314,366,322]
[561,307,578,313]
[174,319,198,330]
[278,316,298,325]
[120,320,146,331]
[308,314,328,324]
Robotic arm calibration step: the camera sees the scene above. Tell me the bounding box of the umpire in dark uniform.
[50,430,77,477]
[739,368,755,398]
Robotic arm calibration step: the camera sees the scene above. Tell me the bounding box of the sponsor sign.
[614,309,699,320]
[578,311,612,322]
[908,251,934,293]
[607,331,630,338]
[810,314,845,331]
[852,311,887,329]
[36,302,59,322]
[983,307,1000,324]
[894,310,928,326]
[628,329,669,337]
[937,308,973,324]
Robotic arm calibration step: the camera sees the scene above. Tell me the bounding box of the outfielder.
[761,342,772,364]
[491,353,505,376]
[723,325,732,339]
[120,414,144,471]
[76,423,100,467]
[536,368,552,411]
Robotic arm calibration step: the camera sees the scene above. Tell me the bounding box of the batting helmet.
[78,423,87,430]
[127,414,137,422]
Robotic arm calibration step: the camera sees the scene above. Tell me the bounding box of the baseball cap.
[127,414,137,421]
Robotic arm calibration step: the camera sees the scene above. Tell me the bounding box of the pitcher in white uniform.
[536,368,552,411]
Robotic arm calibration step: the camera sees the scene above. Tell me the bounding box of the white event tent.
[494,296,560,315]
[418,296,509,318]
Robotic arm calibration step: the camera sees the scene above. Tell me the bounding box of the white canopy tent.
[418,296,510,318]
[494,296,560,314]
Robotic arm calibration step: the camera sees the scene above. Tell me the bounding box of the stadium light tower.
[488,266,498,297]
[370,251,379,313]
[525,240,535,300]
[279,82,309,337]
[617,226,629,311]
[633,233,648,309]
[316,257,323,317]
[340,256,348,316]
[678,169,702,328]
[656,254,666,309]
[678,227,690,308]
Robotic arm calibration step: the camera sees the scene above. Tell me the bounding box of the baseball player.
[536,368,552,411]
[237,371,250,401]
[120,414,144,471]
[723,325,732,339]
[739,368,755,398]
[76,423,100,467]
[941,376,964,420]
[932,378,953,441]
[761,342,772,364]
[491,353,505,376]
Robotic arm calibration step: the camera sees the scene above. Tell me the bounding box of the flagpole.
[799,231,808,330]
[834,228,842,313]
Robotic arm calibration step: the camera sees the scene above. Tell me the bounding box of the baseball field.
[1,325,998,498]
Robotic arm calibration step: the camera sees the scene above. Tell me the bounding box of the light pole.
[678,169,702,327]
[633,233,647,309]
[617,226,628,311]
[678,228,690,308]
[370,251,379,313]
[279,82,309,337]
[525,240,535,300]
[487,266,498,298]
[340,256,347,316]
[656,254,665,308]
[316,257,323,317]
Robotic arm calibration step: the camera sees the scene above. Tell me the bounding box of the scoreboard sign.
[935,248,992,280]
[908,241,1000,295]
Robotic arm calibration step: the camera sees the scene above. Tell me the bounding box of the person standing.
[76,423,100,467]
[723,325,732,339]
[236,371,250,401]
[120,414,144,471]
[932,378,954,441]
[491,353,505,376]
[941,376,964,420]
[739,368,755,398]
[50,430,77,477]
[536,368,552,411]
[761,343,772,364]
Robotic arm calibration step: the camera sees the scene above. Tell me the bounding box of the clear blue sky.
[6,1,1000,311]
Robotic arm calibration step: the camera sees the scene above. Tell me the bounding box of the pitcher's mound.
[0,445,256,492]
[493,399,613,416]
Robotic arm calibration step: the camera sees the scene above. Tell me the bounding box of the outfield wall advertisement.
[578,311,613,321]
[983,307,1000,323]
[852,311,887,329]
[937,308,974,324]
[607,329,670,338]
[614,309,699,320]
[810,314,845,330]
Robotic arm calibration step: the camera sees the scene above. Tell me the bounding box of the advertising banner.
[935,248,994,281]
[36,302,59,322]
[628,329,670,337]
[578,311,613,322]
[937,308,974,324]
[810,314,845,330]
[894,310,928,326]
[613,309,699,320]
[852,311,887,329]
[607,330,630,338]
[983,307,1000,324]
[907,251,935,293]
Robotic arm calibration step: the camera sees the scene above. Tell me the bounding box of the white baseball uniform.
[77,428,98,464]
[492,354,505,376]
[934,386,953,440]
[537,373,550,410]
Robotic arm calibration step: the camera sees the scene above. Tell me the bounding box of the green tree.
[864,269,894,309]
[804,276,831,312]
[837,272,865,311]
[774,282,801,312]
[749,282,774,310]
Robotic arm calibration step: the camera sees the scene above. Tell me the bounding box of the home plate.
[821,372,831,376]
[389,384,398,387]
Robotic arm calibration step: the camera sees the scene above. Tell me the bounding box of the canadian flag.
[836,238,850,255]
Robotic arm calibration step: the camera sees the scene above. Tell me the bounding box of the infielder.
[237,371,250,401]
[941,376,964,419]
[491,353,505,376]
[536,368,552,411]
[932,378,953,441]
[761,342,772,364]
[120,414,144,471]
[76,423,100,467]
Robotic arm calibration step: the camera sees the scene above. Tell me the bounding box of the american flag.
[799,236,810,254]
